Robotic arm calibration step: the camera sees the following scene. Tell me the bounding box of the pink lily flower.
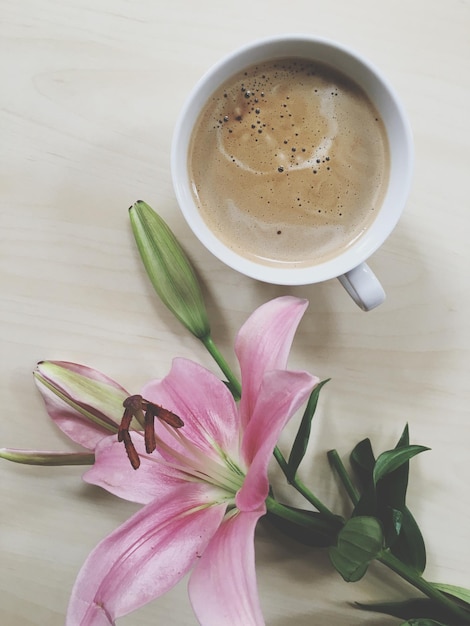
[67,296,318,626]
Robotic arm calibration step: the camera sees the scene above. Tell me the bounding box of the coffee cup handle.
[337,263,385,311]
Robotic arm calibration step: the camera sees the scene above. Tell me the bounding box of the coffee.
[188,57,390,267]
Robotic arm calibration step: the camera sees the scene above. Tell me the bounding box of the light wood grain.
[1,0,469,624]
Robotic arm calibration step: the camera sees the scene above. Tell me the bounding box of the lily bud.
[33,360,132,450]
[1,362,132,467]
[129,200,211,340]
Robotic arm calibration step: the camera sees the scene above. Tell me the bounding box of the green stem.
[378,550,470,624]
[265,495,335,530]
[274,447,338,521]
[0,449,95,466]
[327,449,360,505]
[201,335,242,397]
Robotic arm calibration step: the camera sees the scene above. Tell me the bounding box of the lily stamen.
[144,404,157,454]
[119,395,184,469]
[118,399,140,469]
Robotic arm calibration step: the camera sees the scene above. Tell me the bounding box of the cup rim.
[171,34,414,285]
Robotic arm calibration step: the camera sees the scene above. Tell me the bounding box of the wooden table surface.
[1,1,469,624]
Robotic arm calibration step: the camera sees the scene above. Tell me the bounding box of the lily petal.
[84,434,186,505]
[237,369,318,512]
[189,510,265,626]
[142,358,240,461]
[34,361,128,449]
[235,296,308,430]
[67,483,226,626]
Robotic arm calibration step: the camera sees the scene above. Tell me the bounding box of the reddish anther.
[152,405,184,429]
[120,429,141,470]
[119,395,184,470]
[144,406,156,454]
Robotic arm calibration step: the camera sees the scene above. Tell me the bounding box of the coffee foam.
[215,85,336,175]
[189,58,389,267]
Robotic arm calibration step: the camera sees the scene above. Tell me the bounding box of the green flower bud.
[33,360,128,435]
[129,200,211,340]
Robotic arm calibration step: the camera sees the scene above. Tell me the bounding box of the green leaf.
[373,445,430,485]
[401,617,446,626]
[396,422,410,447]
[287,379,330,479]
[329,516,383,582]
[350,438,377,517]
[373,426,427,572]
[129,200,210,340]
[390,506,427,574]
[380,423,410,509]
[352,485,377,518]
[350,437,376,484]
[376,426,411,543]
[432,583,470,610]
[389,506,404,537]
[356,597,464,624]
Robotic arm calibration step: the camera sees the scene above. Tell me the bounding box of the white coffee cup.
[171,35,413,311]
